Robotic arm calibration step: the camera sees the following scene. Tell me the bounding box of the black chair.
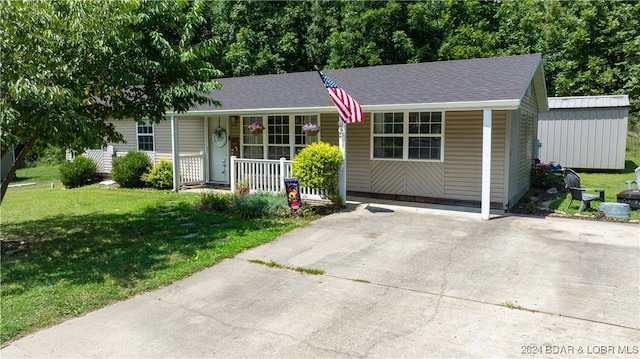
[563,168,605,211]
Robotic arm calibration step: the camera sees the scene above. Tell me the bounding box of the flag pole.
[338,120,346,205]
[314,64,347,206]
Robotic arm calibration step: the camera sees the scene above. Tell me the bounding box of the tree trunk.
[1,138,37,205]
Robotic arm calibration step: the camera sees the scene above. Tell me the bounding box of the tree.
[0,0,223,204]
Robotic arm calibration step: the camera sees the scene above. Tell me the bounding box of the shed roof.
[175,53,547,115]
[548,95,630,109]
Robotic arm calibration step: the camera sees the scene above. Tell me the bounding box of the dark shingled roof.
[187,53,545,114]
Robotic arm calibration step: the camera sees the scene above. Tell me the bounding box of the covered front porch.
[170,109,499,220]
[177,154,323,200]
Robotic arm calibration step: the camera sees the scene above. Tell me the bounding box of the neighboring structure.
[80,54,548,216]
[538,95,630,170]
[1,146,15,182]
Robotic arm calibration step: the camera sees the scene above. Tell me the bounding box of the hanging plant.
[302,123,320,137]
[248,122,264,136]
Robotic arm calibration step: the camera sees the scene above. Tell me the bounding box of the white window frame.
[240,114,320,160]
[241,116,265,159]
[136,120,155,152]
[371,111,444,162]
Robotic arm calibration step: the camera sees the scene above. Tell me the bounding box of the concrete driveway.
[2,199,639,358]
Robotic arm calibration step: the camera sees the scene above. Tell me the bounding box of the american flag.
[317,70,363,124]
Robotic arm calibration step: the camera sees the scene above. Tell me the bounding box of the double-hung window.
[242,115,319,160]
[242,116,264,159]
[137,120,154,151]
[267,115,290,160]
[372,111,443,161]
[373,113,404,159]
[294,115,318,156]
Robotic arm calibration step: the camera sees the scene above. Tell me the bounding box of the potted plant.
[302,123,320,137]
[235,178,250,195]
[248,123,265,136]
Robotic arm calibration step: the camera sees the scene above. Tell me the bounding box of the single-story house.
[537,95,630,170]
[80,53,548,219]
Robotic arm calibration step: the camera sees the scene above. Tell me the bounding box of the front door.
[209,117,229,183]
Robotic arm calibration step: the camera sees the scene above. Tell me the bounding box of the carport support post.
[481,109,492,220]
[338,122,347,205]
[171,115,181,192]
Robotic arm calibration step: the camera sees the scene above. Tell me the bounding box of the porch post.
[171,115,181,192]
[338,122,346,205]
[230,156,236,193]
[279,157,286,192]
[481,109,492,220]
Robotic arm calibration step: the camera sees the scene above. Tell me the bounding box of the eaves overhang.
[166,99,522,117]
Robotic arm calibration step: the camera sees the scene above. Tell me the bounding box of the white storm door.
[209,117,229,183]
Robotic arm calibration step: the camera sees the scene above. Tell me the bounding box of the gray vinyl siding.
[103,118,204,164]
[371,161,445,197]
[153,119,172,160]
[443,111,507,204]
[155,117,205,161]
[345,110,507,204]
[517,85,538,194]
[538,107,628,170]
[504,84,539,208]
[111,119,138,153]
[319,113,340,146]
[345,116,371,192]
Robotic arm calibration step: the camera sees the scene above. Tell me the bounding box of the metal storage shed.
[537,95,630,170]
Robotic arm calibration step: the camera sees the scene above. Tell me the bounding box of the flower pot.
[304,131,318,137]
[251,129,263,136]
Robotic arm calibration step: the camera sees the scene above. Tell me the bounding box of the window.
[373,113,404,159]
[294,115,318,156]
[137,120,154,151]
[241,114,319,160]
[408,112,441,160]
[267,115,290,160]
[242,116,264,159]
[372,111,443,161]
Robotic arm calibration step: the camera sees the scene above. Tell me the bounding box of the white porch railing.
[179,152,205,185]
[230,156,324,200]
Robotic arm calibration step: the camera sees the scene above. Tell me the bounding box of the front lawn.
[1,166,312,345]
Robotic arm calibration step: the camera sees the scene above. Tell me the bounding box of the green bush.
[142,159,173,190]
[531,163,563,189]
[111,151,152,188]
[291,142,343,205]
[59,156,97,188]
[21,144,66,168]
[200,192,238,212]
[232,191,289,219]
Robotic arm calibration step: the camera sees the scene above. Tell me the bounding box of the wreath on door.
[213,127,227,147]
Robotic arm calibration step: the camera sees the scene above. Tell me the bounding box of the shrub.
[142,159,173,190]
[22,144,66,168]
[232,191,289,219]
[531,159,563,189]
[200,192,237,212]
[291,142,343,205]
[111,151,152,188]
[59,156,97,188]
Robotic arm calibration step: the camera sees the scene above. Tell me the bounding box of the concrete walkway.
[2,199,639,358]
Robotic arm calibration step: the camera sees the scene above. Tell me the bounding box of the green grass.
[248,259,325,275]
[548,132,640,220]
[1,165,310,345]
